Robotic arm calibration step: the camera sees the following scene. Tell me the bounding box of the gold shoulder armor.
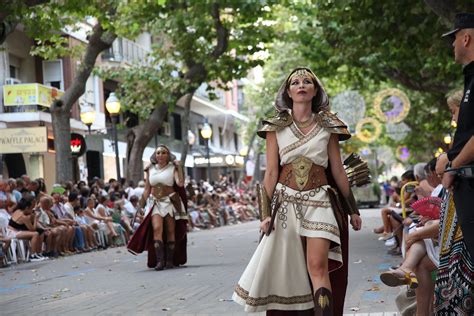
[317,110,351,141]
[257,111,293,139]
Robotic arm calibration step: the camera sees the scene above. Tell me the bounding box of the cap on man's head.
[442,13,474,38]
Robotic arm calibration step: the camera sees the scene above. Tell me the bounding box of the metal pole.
[112,116,121,180]
[206,139,211,182]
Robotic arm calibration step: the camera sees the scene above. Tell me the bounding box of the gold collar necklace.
[293,113,315,129]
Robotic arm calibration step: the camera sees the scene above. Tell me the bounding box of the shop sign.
[194,155,244,167]
[71,133,86,157]
[0,127,48,154]
[3,83,64,107]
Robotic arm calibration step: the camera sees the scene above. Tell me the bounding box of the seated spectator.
[8,194,46,262]
[37,197,63,257]
[380,219,439,315]
[74,207,98,251]
[188,197,205,230]
[40,197,73,256]
[0,180,16,215]
[95,195,120,245]
[374,170,417,254]
[51,191,86,253]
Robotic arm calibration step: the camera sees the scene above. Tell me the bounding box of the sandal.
[380,268,418,289]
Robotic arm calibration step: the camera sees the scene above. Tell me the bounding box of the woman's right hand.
[259,216,272,234]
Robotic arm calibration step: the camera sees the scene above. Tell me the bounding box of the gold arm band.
[256,183,271,221]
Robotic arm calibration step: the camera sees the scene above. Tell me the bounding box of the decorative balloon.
[373,88,410,123]
[385,122,411,141]
[355,117,382,143]
[331,91,366,127]
[396,146,411,161]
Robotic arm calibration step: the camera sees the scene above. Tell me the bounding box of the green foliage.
[99,1,277,121]
[293,0,461,161]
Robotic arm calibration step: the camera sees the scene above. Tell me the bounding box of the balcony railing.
[102,38,150,65]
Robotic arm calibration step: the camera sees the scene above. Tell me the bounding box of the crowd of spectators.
[373,160,443,314]
[0,174,258,266]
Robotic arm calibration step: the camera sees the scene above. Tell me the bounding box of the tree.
[0,0,49,44]
[289,0,468,161]
[6,1,172,183]
[100,1,276,183]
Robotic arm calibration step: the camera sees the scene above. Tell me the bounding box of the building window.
[42,60,64,90]
[234,133,238,151]
[172,113,182,140]
[218,127,223,147]
[9,65,17,78]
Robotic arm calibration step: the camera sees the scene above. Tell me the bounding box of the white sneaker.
[30,254,45,262]
[385,237,397,247]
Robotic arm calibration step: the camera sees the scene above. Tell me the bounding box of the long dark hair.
[14,194,35,212]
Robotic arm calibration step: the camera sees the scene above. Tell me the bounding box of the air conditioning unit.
[162,122,171,136]
[5,78,22,85]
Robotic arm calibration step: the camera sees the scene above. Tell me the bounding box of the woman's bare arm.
[328,134,350,198]
[263,132,280,199]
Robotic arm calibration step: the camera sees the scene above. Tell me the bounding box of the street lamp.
[187,130,196,146]
[80,105,96,134]
[239,145,249,157]
[200,121,212,182]
[106,92,121,181]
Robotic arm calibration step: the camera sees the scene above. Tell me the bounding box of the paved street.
[1,208,402,315]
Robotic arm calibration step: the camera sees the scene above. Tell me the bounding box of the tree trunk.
[51,108,73,183]
[179,90,196,166]
[126,103,169,184]
[237,131,257,186]
[51,22,116,183]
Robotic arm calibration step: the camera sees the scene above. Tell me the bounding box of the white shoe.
[385,237,397,247]
[30,254,45,262]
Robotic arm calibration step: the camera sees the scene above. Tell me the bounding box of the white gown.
[233,119,342,312]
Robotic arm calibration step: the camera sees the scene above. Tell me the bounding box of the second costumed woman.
[232,68,362,315]
[127,145,188,270]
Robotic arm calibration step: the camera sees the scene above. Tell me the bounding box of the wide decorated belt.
[278,156,327,191]
[150,184,175,200]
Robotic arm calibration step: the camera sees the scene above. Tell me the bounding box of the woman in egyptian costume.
[233,68,362,315]
[127,145,188,270]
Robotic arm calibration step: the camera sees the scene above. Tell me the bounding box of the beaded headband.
[287,69,316,84]
[155,146,170,154]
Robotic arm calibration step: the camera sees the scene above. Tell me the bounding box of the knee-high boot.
[166,241,175,269]
[154,240,164,271]
[313,287,333,316]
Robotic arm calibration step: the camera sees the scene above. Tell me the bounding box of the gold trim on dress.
[280,124,322,157]
[234,284,313,307]
[301,219,340,237]
[290,123,304,139]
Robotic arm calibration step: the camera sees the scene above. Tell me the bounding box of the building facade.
[0,23,248,188]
